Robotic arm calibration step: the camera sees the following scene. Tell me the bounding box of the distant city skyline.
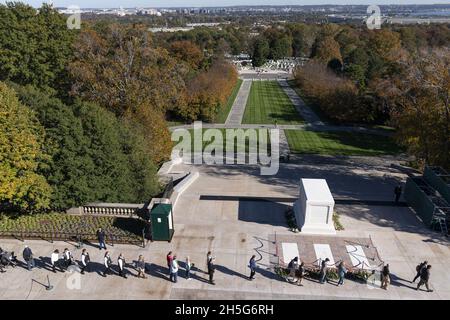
[1,0,449,9]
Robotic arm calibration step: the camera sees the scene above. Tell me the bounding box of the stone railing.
[75,203,146,217]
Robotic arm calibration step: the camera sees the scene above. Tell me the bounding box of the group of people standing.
[166,251,216,284]
[286,257,348,286]
[14,233,435,294]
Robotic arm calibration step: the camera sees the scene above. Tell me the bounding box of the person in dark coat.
[412,261,427,283]
[97,228,107,250]
[416,265,433,292]
[249,255,257,280]
[394,184,402,203]
[22,245,35,271]
[381,264,390,290]
[102,251,112,277]
[118,253,127,279]
[63,248,73,269]
[207,251,215,285]
[80,249,90,274]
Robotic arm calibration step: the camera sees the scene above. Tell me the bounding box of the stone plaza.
[1,154,449,300]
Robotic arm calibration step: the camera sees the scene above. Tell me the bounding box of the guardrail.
[0,229,145,247]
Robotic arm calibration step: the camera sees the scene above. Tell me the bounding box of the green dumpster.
[150,203,174,242]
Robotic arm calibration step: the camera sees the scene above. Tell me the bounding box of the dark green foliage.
[251,37,270,67]
[13,85,160,210]
[0,2,74,95]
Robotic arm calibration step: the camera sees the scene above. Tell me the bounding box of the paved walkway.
[277,79,324,126]
[225,79,252,125]
[278,128,290,155]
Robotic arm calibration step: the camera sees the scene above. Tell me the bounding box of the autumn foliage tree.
[294,62,378,123]
[169,40,205,70]
[0,82,52,212]
[69,25,184,163]
[178,60,238,122]
[382,48,450,169]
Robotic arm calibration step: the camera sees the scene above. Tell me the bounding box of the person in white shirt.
[118,253,127,279]
[50,249,61,273]
[63,248,73,269]
[102,251,112,277]
[170,255,179,283]
[185,256,192,280]
[80,249,90,274]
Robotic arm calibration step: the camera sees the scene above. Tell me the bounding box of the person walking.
[136,255,147,279]
[102,251,112,277]
[118,253,127,279]
[80,249,90,274]
[394,184,402,204]
[170,255,179,283]
[249,255,257,280]
[412,261,428,283]
[416,265,433,292]
[166,251,173,274]
[51,249,62,273]
[63,248,73,269]
[185,256,192,280]
[381,264,390,290]
[337,261,347,286]
[22,245,35,271]
[319,258,330,284]
[97,228,107,250]
[288,257,299,281]
[297,261,305,286]
[207,252,215,285]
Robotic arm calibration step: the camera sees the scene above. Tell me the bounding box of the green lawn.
[285,130,402,156]
[215,79,243,123]
[242,81,304,125]
[172,128,271,153]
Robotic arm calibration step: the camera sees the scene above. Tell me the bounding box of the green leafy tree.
[252,37,270,67]
[0,82,51,212]
[0,2,74,95]
[14,85,161,209]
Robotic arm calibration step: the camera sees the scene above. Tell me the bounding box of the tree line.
[291,24,449,169]
[0,2,238,213]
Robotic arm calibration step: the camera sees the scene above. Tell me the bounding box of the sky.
[2,0,447,8]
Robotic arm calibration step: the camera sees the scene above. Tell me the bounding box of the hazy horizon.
[1,1,449,9]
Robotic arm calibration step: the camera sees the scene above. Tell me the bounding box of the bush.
[333,211,344,231]
[0,213,146,243]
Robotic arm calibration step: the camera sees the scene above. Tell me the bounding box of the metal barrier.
[0,230,144,247]
[424,166,450,203]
